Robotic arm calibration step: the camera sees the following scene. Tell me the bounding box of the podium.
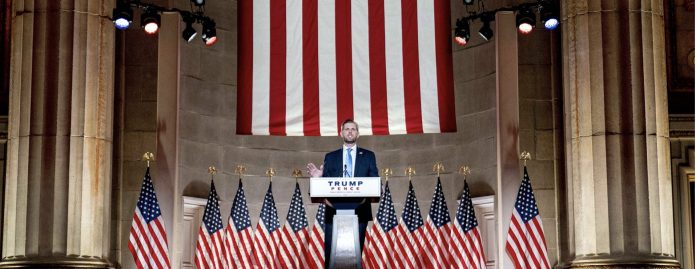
[310,177,381,269]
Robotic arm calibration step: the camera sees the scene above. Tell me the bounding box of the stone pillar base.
[563,256,681,269]
[0,257,113,269]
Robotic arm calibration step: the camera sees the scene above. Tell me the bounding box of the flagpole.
[235,164,247,181]
[142,152,154,168]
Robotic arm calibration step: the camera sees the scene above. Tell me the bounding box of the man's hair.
[341,119,359,131]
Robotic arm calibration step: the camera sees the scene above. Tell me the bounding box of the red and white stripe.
[194,227,226,269]
[306,220,325,269]
[361,222,404,269]
[253,221,282,269]
[505,211,550,269]
[421,218,453,268]
[223,219,254,269]
[449,221,487,269]
[393,220,427,269]
[278,224,310,268]
[237,0,456,136]
[128,210,171,269]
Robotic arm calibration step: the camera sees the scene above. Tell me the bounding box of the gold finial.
[292,169,303,181]
[235,164,247,179]
[381,168,393,181]
[432,161,445,177]
[208,166,217,180]
[520,151,532,166]
[458,166,471,178]
[406,166,416,181]
[142,152,155,167]
[266,168,276,182]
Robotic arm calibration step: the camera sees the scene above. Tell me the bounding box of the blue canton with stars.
[429,177,451,228]
[456,180,478,232]
[515,167,540,223]
[376,182,398,232]
[402,181,424,232]
[286,182,309,232]
[203,180,224,233]
[136,168,162,223]
[230,179,252,231]
[315,204,325,230]
[260,183,281,232]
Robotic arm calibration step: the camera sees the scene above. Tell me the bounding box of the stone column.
[1,0,114,268]
[562,1,678,268]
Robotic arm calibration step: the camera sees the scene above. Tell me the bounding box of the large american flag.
[194,180,226,269]
[361,182,401,268]
[307,204,326,269]
[449,180,487,269]
[394,181,427,268]
[505,167,550,269]
[223,179,254,269]
[422,177,453,268]
[253,183,282,268]
[237,0,456,136]
[128,167,171,269]
[279,182,311,268]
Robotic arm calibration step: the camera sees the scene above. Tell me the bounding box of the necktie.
[346,148,353,178]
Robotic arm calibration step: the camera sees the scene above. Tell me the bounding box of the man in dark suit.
[306,119,378,267]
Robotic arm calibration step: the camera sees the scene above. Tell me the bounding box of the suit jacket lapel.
[354,147,363,177]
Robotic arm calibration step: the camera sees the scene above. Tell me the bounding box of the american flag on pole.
[394,181,427,269]
[449,180,487,269]
[194,180,226,269]
[361,182,402,268]
[278,182,311,268]
[237,0,456,136]
[128,167,171,269]
[223,179,254,269]
[422,177,453,268]
[253,183,282,268]
[307,204,326,269]
[505,167,550,269]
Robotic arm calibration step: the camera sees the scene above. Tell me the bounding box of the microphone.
[344,164,348,177]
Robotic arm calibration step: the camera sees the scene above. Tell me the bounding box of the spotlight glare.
[453,19,470,46]
[114,18,131,30]
[544,18,559,30]
[201,19,218,46]
[141,9,161,35]
[518,23,533,34]
[112,4,133,30]
[144,22,159,34]
[540,1,560,30]
[516,7,536,34]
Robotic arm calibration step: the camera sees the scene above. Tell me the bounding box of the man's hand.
[306,163,323,177]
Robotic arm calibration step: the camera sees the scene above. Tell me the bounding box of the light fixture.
[182,15,197,42]
[462,0,474,5]
[454,19,470,46]
[516,7,535,34]
[540,1,559,30]
[478,13,493,41]
[201,19,217,46]
[191,0,205,7]
[141,8,161,35]
[112,3,133,30]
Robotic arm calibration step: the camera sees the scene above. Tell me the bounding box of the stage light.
[454,19,470,46]
[540,1,559,30]
[478,13,493,41]
[182,16,197,42]
[462,0,474,5]
[141,9,161,35]
[516,7,535,34]
[191,0,205,6]
[201,19,217,46]
[112,3,133,30]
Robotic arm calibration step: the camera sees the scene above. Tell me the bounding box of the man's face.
[341,122,359,144]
